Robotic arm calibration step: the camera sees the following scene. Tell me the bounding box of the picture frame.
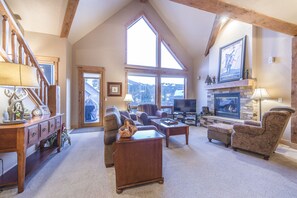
[218,36,246,83]
[107,82,122,97]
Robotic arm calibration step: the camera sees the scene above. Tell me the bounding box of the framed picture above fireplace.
[218,36,246,83]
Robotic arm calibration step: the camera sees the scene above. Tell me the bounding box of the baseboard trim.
[280,139,297,149]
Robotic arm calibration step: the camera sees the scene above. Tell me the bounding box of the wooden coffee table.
[151,119,189,147]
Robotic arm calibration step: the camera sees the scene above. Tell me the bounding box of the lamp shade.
[123,94,134,102]
[251,88,270,100]
[0,62,39,88]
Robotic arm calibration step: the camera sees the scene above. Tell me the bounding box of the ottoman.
[207,123,233,147]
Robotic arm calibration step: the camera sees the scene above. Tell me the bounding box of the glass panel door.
[78,66,104,128]
[83,73,101,124]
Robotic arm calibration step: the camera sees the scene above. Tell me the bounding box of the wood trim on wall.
[291,36,297,143]
[77,66,105,128]
[36,55,60,85]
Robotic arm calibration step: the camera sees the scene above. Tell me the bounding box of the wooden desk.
[0,114,62,193]
[113,130,164,193]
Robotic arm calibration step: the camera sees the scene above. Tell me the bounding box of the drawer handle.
[42,128,46,132]
[32,132,37,137]
[51,124,54,127]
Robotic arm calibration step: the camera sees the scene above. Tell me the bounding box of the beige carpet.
[1,127,297,198]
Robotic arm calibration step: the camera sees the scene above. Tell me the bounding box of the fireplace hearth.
[214,92,240,119]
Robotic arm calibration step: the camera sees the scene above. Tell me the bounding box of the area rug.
[70,127,104,134]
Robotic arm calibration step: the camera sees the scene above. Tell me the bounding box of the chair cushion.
[208,123,233,134]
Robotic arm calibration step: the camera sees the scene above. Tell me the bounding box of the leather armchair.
[232,106,295,160]
[136,104,167,125]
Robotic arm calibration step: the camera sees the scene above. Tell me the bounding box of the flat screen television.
[173,99,196,113]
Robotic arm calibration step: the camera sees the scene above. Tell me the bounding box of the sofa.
[136,104,167,125]
[232,106,295,160]
[104,106,157,167]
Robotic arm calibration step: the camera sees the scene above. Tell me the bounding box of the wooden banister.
[0,0,49,86]
[0,0,50,106]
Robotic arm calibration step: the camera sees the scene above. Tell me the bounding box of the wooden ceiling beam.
[204,15,230,56]
[60,0,79,38]
[170,0,297,36]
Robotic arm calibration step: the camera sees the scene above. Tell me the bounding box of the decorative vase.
[2,110,9,121]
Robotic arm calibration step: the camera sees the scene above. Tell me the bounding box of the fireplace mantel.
[205,79,256,90]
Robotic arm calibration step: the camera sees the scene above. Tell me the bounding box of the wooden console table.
[113,130,164,193]
[0,114,62,193]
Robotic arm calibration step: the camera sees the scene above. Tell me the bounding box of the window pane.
[84,77,100,123]
[161,42,183,70]
[39,64,54,85]
[128,75,156,105]
[127,17,157,67]
[161,77,185,106]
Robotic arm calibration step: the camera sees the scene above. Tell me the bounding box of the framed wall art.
[218,36,246,83]
[107,82,122,97]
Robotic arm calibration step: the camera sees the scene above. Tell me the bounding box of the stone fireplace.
[206,79,257,120]
[214,92,240,119]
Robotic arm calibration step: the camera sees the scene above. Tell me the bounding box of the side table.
[113,130,164,193]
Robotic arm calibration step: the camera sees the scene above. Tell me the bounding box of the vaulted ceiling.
[5,0,297,59]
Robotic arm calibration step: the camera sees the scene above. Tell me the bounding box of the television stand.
[173,112,198,126]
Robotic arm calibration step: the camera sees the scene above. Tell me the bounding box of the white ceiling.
[6,0,68,35]
[68,0,133,44]
[150,0,215,58]
[5,0,297,59]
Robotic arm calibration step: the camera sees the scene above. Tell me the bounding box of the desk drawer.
[28,125,39,146]
[40,121,49,139]
[55,117,61,130]
[49,119,55,134]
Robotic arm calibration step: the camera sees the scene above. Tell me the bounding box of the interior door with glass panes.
[78,67,104,127]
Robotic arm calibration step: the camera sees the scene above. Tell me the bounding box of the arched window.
[127,17,157,67]
[126,15,187,112]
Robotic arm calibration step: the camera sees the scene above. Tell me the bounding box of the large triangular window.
[126,15,185,70]
[126,16,157,67]
[160,41,183,70]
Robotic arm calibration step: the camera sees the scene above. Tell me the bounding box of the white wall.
[25,31,72,129]
[255,28,292,140]
[196,20,293,141]
[195,21,253,113]
[71,1,192,128]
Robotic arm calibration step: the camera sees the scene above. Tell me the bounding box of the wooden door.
[78,66,105,127]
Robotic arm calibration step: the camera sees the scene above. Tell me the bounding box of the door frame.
[78,66,105,127]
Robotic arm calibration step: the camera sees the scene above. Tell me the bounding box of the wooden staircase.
[0,0,49,107]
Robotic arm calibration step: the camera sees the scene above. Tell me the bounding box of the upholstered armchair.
[136,104,167,125]
[104,106,157,167]
[231,106,295,160]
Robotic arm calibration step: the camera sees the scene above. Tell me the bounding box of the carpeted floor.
[70,127,104,134]
[1,126,297,198]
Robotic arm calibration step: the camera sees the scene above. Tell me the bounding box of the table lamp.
[123,94,134,112]
[251,88,270,121]
[0,62,39,123]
